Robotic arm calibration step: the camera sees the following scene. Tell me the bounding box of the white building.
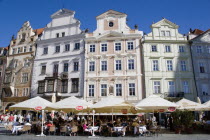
[31,9,85,100]
[189,29,210,103]
[142,18,197,101]
[84,10,144,103]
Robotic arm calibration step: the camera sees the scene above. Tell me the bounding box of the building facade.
[31,9,85,100]
[142,18,197,101]
[1,21,43,112]
[189,29,210,103]
[0,47,8,110]
[84,10,144,103]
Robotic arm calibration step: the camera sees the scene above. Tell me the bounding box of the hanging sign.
[168,107,176,112]
[121,109,128,114]
[158,109,165,113]
[75,106,83,111]
[34,106,42,111]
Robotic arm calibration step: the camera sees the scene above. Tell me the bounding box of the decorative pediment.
[97,31,125,39]
[51,8,75,18]
[96,10,126,19]
[192,30,210,43]
[151,18,179,29]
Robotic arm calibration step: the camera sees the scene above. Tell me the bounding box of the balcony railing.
[161,92,184,98]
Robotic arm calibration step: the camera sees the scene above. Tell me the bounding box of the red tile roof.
[192,29,210,40]
[33,28,44,35]
[191,29,204,35]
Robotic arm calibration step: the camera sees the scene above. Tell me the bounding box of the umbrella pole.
[112,108,113,123]
[36,110,46,137]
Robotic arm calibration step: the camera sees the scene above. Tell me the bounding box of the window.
[22,73,28,83]
[167,60,173,71]
[0,60,3,65]
[179,46,184,52]
[55,46,60,53]
[196,46,202,53]
[127,42,134,50]
[101,61,107,71]
[12,48,16,54]
[168,81,175,93]
[53,64,59,75]
[180,60,187,71]
[129,83,135,96]
[43,47,48,54]
[153,81,161,93]
[153,60,159,71]
[90,45,95,52]
[62,32,65,37]
[151,45,157,52]
[89,61,95,71]
[89,85,94,97]
[182,81,189,93]
[166,31,171,36]
[61,80,68,93]
[29,46,33,52]
[71,78,79,93]
[18,48,21,53]
[109,22,114,27]
[208,46,210,53]
[13,60,18,68]
[115,43,121,51]
[38,81,45,94]
[73,62,79,71]
[0,70,2,77]
[199,62,205,73]
[41,65,46,74]
[4,74,11,83]
[24,46,27,52]
[23,88,28,96]
[47,80,54,92]
[116,84,122,96]
[101,44,107,52]
[101,84,107,96]
[56,33,59,38]
[63,63,68,72]
[14,89,19,97]
[161,31,165,36]
[165,45,171,52]
[74,43,80,50]
[24,59,30,67]
[65,44,70,51]
[128,59,134,70]
[116,60,122,70]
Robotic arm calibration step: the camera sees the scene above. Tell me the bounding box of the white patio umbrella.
[9,96,52,111]
[203,100,210,107]
[176,98,210,111]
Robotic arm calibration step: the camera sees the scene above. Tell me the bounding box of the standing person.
[26,113,31,122]
[8,114,14,122]
[169,115,173,131]
[164,114,168,129]
[14,114,17,122]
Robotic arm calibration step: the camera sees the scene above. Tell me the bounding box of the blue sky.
[0,0,210,47]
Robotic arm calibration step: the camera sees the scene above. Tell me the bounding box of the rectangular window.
[196,46,202,53]
[90,45,95,52]
[74,43,80,50]
[22,73,28,83]
[129,83,135,96]
[24,46,27,52]
[167,60,173,71]
[153,60,159,71]
[65,44,70,51]
[199,62,205,73]
[47,80,54,92]
[128,59,134,70]
[43,47,48,54]
[116,60,122,70]
[38,81,45,94]
[161,31,165,36]
[29,46,33,52]
[180,60,187,71]
[18,48,21,53]
[12,48,16,54]
[41,65,46,74]
[89,85,94,97]
[151,45,157,52]
[73,62,79,71]
[116,84,122,96]
[153,81,161,94]
[55,46,60,53]
[179,46,184,52]
[63,63,68,72]
[4,74,11,83]
[127,42,134,50]
[166,31,171,36]
[62,32,65,37]
[61,80,68,93]
[182,81,189,93]
[56,33,59,38]
[115,43,121,51]
[168,81,175,93]
[165,45,171,52]
[101,44,107,52]
[101,84,107,96]
[71,78,79,93]
[53,64,59,76]
[101,61,107,71]
[89,61,95,71]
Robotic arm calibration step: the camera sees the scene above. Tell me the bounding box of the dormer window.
[109,22,114,27]
[56,33,59,38]
[62,32,65,37]
[22,33,26,40]
[161,31,171,36]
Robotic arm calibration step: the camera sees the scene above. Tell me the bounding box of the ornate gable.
[96,10,126,19]
[96,31,125,39]
[51,8,75,19]
[151,18,179,29]
[192,29,210,43]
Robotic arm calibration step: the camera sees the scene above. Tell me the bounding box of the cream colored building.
[142,18,197,101]
[84,10,144,103]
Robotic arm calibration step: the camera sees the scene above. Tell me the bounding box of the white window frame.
[179,46,185,53]
[115,42,121,51]
[101,61,107,71]
[128,59,134,70]
[127,41,134,50]
[115,60,122,70]
[153,60,159,71]
[101,84,107,96]
[165,45,171,52]
[101,43,107,52]
[89,85,95,97]
[196,46,202,53]
[151,45,157,52]
[129,83,135,96]
[182,81,189,93]
[89,44,96,52]
[116,84,122,96]
[180,60,187,71]
[89,61,95,71]
[167,60,173,71]
[168,81,175,93]
[153,81,161,94]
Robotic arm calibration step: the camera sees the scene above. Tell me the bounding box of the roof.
[151,18,179,28]
[96,9,126,19]
[191,29,210,40]
[33,28,44,35]
[190,29,204,35]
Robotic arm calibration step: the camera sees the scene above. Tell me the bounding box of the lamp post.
[92,109,95,136]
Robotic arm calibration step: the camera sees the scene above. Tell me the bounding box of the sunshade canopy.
[9,96,52,111]
[204,100,210,107]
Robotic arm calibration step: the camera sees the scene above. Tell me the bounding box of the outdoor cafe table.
[113,127,123,132]
[90,126,99,131]
[12,125,23,134]
[139,125,147,132]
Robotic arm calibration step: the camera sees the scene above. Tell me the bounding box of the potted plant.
[172,110,182,134]
[181,111,194,134]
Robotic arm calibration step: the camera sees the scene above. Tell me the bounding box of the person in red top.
[8,114,14,122]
